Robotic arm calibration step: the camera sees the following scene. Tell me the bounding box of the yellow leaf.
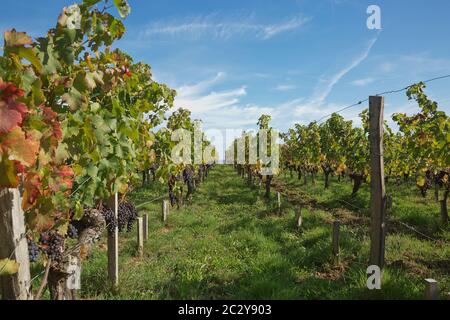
[4,29,33,47]
[0,258,19,276]
[3,126,40,167]
[416,176,426,187]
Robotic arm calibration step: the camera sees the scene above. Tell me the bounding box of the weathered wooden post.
[369,96,386,269]
[424,279,439,300]
[66,255,81,299]
[332,221,340,265]
[107,192,119,288]
[277,192,282,215]
[137,217,144,258]
[440,198,448,225]
[0,188,32,300]
[295,207,303,231]
[162,200,169,225]
[143,214,149,241]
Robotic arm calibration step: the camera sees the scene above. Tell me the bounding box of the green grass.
[79,165,449,300]
[278,171,449,239]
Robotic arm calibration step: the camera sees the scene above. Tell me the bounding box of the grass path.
[80,165,449,300]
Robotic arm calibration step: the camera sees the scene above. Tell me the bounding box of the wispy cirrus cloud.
[139,14,311,41]
[173,72,275,129]
[286,37,378,122]
[175,72,247,113]
[310,37,378,106]
[275,84,297,92]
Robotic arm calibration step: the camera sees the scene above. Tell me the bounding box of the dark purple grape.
[101,207,117,234]
[39,232,64,263]
[27,238,40,263]
[67,223,78,239]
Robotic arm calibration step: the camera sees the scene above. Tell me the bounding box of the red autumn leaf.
[0,81,25,101]
[53,122,63,140]
[2,126,40,167]
[40,105,57,120]
[14,161,25,174]
[9,101,28,117]
[58,165,74,178]
[22,172,42,209]
[0,101,22,134]
[40,105,62,140]
[0,82,28,134]
[49,165,74,192]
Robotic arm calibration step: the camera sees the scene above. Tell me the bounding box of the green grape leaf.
[62,88,85,111]
[87,165,99,178]
[20,68,38,95]
[17,47,43,73]
[83,0,102,8]
[113,0,131,18]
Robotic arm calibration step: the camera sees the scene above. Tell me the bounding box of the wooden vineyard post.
[277,192,282,215]
[137,217,144,258]
[162,200,169,225]
[332,221,340,265]
[295,207,303,231]
[143,214,149,241]
[0,188,32,300]
[424,279,439,300]
[440,198,448,225]
[66,255,81,299]
[369,96,386,269]
[107,192,119,288]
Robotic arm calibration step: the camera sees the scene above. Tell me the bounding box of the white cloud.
[173,73,273,129]
[176,86,247,113]
[172,73,278,162]
[176,72,226,98]
[275,84,297,92]
[309,37,378,106]
[284,37,377,123]
[350,77,375,87]
[139,14,311,41]
[262,16,312,39]
[168,36,379,153]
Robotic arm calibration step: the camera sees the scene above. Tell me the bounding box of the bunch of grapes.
[118,202,138,232]
[169,190,177,207]
[39,232,64,263]
[101,206,117,234]
[27,237,40,263]
[117,204,128,232]
[67,223,79,239]
[183,168,194,183]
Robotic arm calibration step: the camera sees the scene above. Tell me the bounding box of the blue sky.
[1,0,450,157]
